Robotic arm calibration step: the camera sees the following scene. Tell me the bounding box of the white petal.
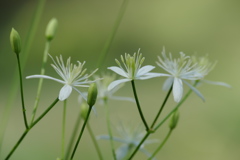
[183,80,205,102]
[108,79,131,91]
[111,96,135,102]
[173,78,183,103]
[162,77,174,91]
[26,75,65,84]
[137,73,170,80]
[201,80,231,88]
[108,66,128,78]
[59,85,72,101]
[116,145,130,160]
[136,65,155,76]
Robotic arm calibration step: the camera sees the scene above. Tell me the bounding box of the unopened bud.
[169,110,179,130]
[87,83,98,107]
[45,18,58,41]
[80,103,89,120]
[10,28,21,54]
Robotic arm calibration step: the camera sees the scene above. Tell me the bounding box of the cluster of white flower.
[27,48,228,103]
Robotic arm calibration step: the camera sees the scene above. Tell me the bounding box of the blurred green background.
[0,0,239,159]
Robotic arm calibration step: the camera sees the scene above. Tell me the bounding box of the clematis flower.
[95,73,135,104]
[156,48,215,102]
[98,124,158,160]
[26,54,98,101]
[108,49,163,91]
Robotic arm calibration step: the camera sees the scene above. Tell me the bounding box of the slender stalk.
[16,54,28,129]
[148,129,173,160]
[127,132,150,160]
[104,100,117,160]
[131,80,149,131]
[150,85,172,129]
[154,81,198,131]
[96,0,130,68]
[31,41,51,123]
[87,123,103,160]
[0,0,46,152]
[5,98,59,160]
[70,106,93,160]
[61,100,67,159]
[128,82,198,160]
[64,111,82,160]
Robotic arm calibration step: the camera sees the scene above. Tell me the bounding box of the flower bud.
[169,110,179,130]
[80,103,89,120]
[45,18,58,41]
[10,28,21,54]
[87,83,98,107]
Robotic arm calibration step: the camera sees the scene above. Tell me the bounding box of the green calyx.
[45,18,58,41]
[87,83,98,107]
[10,28,21,54]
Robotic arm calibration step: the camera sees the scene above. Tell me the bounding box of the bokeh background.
[0,0,239,159]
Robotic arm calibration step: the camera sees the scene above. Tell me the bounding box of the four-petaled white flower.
[108,49,162,91]
[98,124,158,160]
[26,54,98,101]
[95,74,135,104]
[156,48,215,102]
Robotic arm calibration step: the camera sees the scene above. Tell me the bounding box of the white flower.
[26,54,98,101]
[98,124,158,160]
[95,74,135,104]
[108,49,163,90]
[156,48,214,102]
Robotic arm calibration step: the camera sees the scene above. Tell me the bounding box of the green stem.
[61,100,67,159]
[128,82,198,160]
[131,80,149,131]
[31,41,51,123]
[0,0,46,152]
[148,129,173,160]
[128,132,150,160]
[64,110,82,160]
[5,98,59,160]
[104,100,117,160]
[96,0,130,68]
[154,81,198,131]
[87,123,103,160]
[70,105,93,160]
[150,85,172,129]
[16,54,28,129]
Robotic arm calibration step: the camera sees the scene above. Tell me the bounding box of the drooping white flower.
[156,48,214,102]
[26,54,98,101]
[95,74,135,104]
[108,49,164,91]
[78,73,135,108]
[98,124,158,160]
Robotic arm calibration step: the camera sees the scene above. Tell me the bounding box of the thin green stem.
[31,41,51,123]
[154,81,198,131]
[87,123,103,160]
[128,82,198,160]
[5,98,59,160]
[131,80,149,131]
[127,132,150,160]
[0,0,46,152]
[148,129,173,160]
[96,0,130,68]
[61,100,67,159]
[65,111,82,160]
[150,85,172,129]
[104,100,117,160]
[16,54,28,129]
[70,105,93,160]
